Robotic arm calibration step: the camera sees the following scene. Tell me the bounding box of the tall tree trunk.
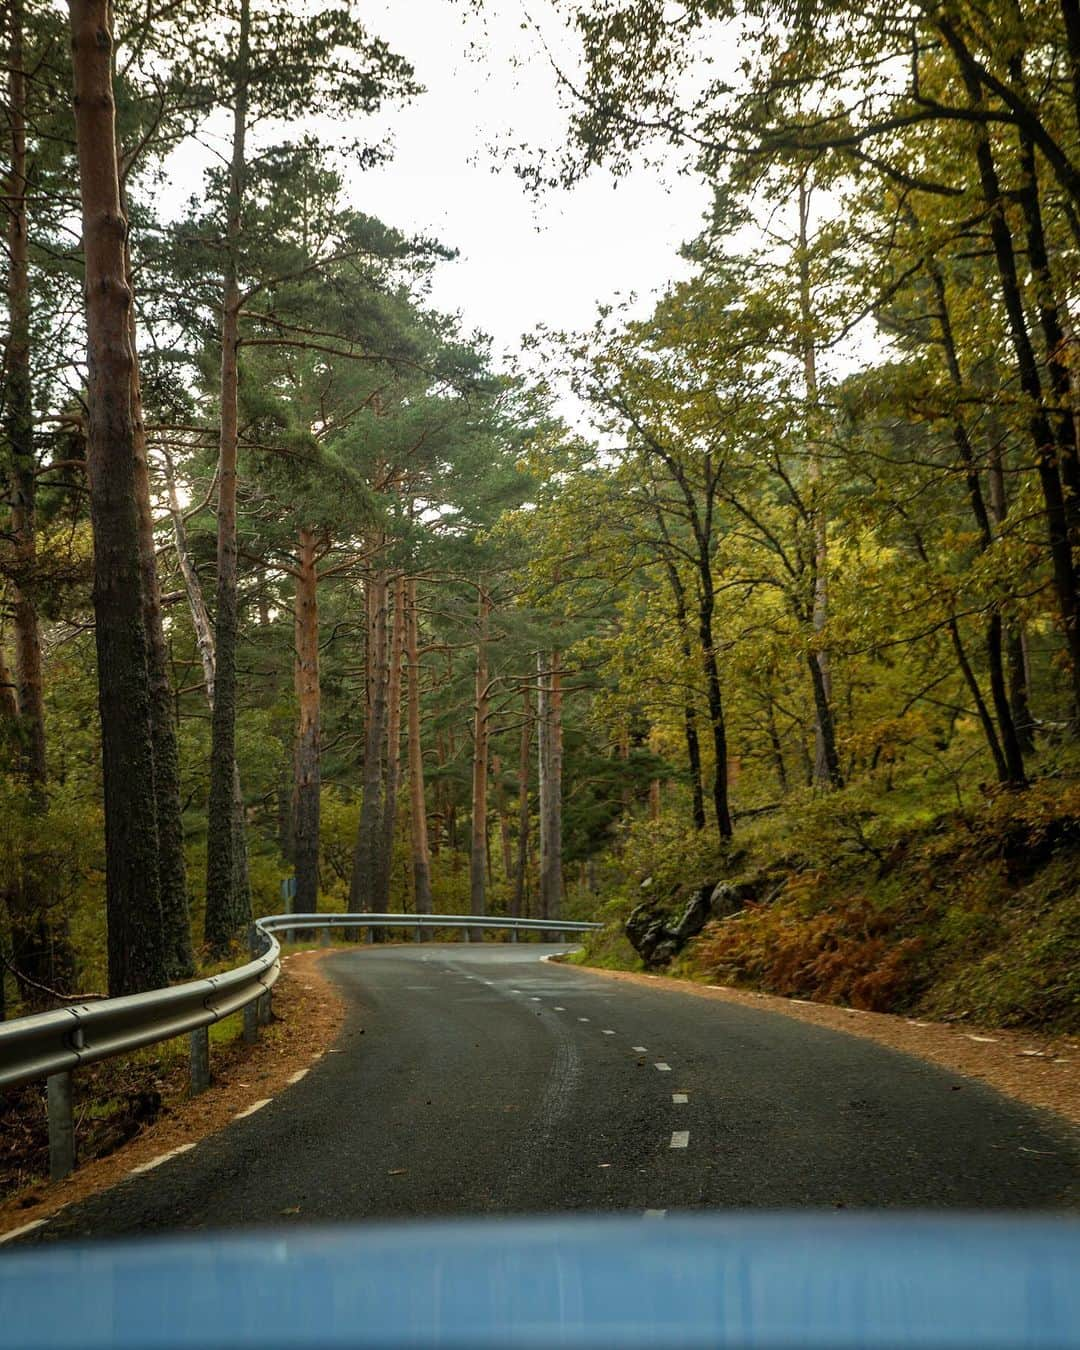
[696,567,734,840]
[765,699,788,793]
[658,550,706,830]
[292,529,321,915]
[469,589,490,916]
[122,234,193,977]
[924,258,1027,784]
[5,0,74,1004]
[405,577,432,911]
[68,0,165,994]
[986,433,1036,751]
[1010,54,1080,526]
[961,68,1080,727]
[377,576,404,909]
[350,569,388,909]
[204,0,252,953]
[493,754,513,881]
[163,449,216,695]
[163,447,250,920]
[798,177,843,790]
[537,650,563,921]
[513,683,531,918]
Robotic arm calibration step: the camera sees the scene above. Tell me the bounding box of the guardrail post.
[319,926,330,948]
[189,1026,211,1094]
[243,925,261,1044]
[366,926,373,944]
[243,998,259,1044]
[47,1070,75,1181]
[510,928,518,943]
[258,990,272,1025]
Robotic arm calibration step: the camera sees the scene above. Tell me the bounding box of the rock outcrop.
[625,877,763,967]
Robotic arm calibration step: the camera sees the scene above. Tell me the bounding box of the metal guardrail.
[0,912,600,1181]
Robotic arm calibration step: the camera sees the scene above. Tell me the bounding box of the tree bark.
[292,529,321,915]
[4,0,74,1004]
[377,576,404,909]
[513,682,531,918]
[123,230,193,978]
[658,551,706,830]
[924,259,1027,785]
[405,577,432,911]
[350,569,388,909]
[163,451,250,925]
[68,0,166,994]
[961,68,1080,727]
[798,177,843,790]
[204,0,252,953]
[493,754,513,881]
[469,589,491,916]
[537,650,563,922]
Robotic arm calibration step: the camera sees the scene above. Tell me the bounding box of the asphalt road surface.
[20,945,1080,1242]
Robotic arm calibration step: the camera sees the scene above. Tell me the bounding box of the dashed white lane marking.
[0,1219,47,1245]
[530,997,542,1002]
[654,1062,672,1072]
[643,1209,668,1218]
[554,1006,566,1011]
[233,1098,271,1120]
[670,1131,690,1149]
[672,1093,689,1104]
[288,1068,309,1084]
[510,989,522,994]
[602,1029,615,1035]
[632,1046,648,1053]
[129,1143,196,1175]
[578,1017,590,1022]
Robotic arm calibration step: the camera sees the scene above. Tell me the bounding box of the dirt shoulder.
[574,963,1080,1128]
[0,948,345,1240]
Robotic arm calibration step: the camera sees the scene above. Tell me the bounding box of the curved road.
[23,945,1080,1241]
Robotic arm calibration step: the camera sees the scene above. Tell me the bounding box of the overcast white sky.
[346,2,710,376]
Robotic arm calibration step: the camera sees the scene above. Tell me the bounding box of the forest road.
[20,944,1080,1243]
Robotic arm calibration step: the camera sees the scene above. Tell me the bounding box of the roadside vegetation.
[3,0,1079,1065]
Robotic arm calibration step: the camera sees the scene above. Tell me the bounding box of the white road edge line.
[654,1062,672,1072]
[0,1219,47,1245]
[643,1209,668,1218]
[129,1143,197,1176]
[670,1131,690,1149]
[672,1093,689,1104]
[632,1046,648,1053]
[234,1098,271,1120]
[288,1068,309,1084]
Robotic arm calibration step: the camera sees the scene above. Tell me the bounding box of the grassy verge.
[574,778,1080,1034]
